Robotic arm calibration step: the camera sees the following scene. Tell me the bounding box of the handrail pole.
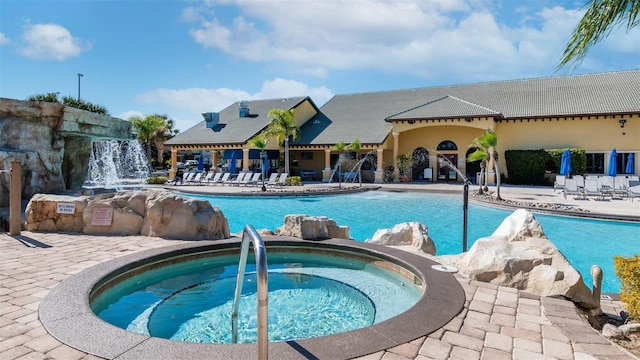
[231,225,268,360]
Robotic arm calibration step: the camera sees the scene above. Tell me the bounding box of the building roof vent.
[239,100,250,117]
[202,112,219,128]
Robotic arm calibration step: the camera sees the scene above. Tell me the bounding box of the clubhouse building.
[165,70,640,184]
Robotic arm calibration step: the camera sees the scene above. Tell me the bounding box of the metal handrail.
[231,224,268,359]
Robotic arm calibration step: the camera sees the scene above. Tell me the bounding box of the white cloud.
[134,79,334,131]
[18,23,89,61]
[184,0,634,83]
[117,110,144,121]
[0,33,10,45]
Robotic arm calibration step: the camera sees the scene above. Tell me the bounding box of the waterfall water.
[84,139,151,190]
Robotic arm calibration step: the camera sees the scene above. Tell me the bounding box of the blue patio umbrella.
[626,153,634,174]
[607,148,617,177]
[197,155,204,171]
[229,151,237,173]
[263,151,270,174]
[559,149,572,176]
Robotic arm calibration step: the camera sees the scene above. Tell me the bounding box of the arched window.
[437,140,458,151]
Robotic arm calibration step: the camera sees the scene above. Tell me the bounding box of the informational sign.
[56,202,76,214]
[90,207,113,226]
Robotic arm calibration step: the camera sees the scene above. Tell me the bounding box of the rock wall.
[24,189,230,240]
[0,98,133,207]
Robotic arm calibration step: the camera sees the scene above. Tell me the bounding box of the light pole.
[77,73,83,101]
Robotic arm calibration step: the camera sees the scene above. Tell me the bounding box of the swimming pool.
[92,250,422,344]
[187,191,639,293]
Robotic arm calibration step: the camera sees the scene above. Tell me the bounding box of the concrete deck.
[1,183,638,359]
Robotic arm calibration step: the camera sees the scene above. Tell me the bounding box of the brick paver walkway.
[0,232,636,360]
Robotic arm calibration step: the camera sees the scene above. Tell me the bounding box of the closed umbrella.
[229,151,237,173]
[263,151,270,174]
[607,148,617,177]
[625,153,634,174]
[559,149,572,176]
[197,155,204,171]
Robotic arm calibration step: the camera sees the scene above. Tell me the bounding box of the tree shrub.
[146,176,167,184]
[62,96,110,115]
[614,255,640,320]
[504,150,548,185]
[285,176,301,186]
[545,148,587,176]
[26,92,60,103]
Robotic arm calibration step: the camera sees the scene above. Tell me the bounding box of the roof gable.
[385,95,502,121]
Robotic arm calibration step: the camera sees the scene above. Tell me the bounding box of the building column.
[169,148,177,178]
[374,148,384,183]
[322,148,332,182]
[242,148,250,172]
[392,132,400,182]
[211,150,218,172]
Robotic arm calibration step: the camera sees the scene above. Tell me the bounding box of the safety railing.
[231,224,268,359]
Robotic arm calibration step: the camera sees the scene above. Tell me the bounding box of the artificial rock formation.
[277,214,350,240]
[25,189,230,240]
[367,222,437,255]
[444,209,597,309]
[0,98,133,207]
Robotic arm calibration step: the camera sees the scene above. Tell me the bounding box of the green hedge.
[146,176,167,184]
[285,176,302,186]
[504,148,586,185]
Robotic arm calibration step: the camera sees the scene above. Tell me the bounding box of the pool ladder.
[231,225,268,359]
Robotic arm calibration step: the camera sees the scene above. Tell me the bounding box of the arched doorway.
[412,147,430,180]
[436,140,458,181]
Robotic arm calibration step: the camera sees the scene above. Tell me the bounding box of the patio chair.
[226,172,249,186]
[562,179,583,199]
[627,185,640,202]
[206,172,222,185]
[553,175,566,192]
[265,172,279,184]
[241,172,261,186]
[214,172,230,185]
[268,173,288,186]
[583,179,604,200]
[180,172,195,185]
[189,172,203,185]
[199,172,214,185]
[612,177,629,198]
[573,175,585,189]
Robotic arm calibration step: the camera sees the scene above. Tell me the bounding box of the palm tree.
[151,115,179,168]
[130,114,166,163]
[467,148,489,195]
[249,136,269,191]
[332,140,361,189]
[559,0,640,68]
[469,130,502,200]
[266,109,299,175]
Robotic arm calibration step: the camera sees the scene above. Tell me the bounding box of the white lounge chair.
[274,173,288,186]
[627,185,640,202]
[563,179,583,199]
[214,172,230,185]
[265,173,280,186]
[553,175,566,192]
[189,172,203,185]
[573,175,585,189]
[241,172,261,186]
[180,172,195,185]
[583,179,604,200]
[226,172,248,186]
[206,172,222,185]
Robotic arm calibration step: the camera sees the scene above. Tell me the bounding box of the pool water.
[188,191,639,293]
[92,251,422,344]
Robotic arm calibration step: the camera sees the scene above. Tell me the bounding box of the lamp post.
[77,73,83,101]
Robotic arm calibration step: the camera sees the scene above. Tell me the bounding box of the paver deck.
[1,183,638,359]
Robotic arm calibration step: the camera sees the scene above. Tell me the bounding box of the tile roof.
[165,96,311,146]
[169,70,640,147]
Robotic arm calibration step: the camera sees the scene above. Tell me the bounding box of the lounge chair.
[180,172,195,185]
[188,172,203,185]
[627,185,640,202]
[553,175,566,192]
[198,172,214,185]
[563,179,583,199]
[573,175,584,189]
[583,179,604,200]
[265,173,280,185]
[240,172,261,186]
[214,172,230,185]
[268,173,288,186]
[226,172,248,186]
[206,172,222,185]
[612,177,629,198]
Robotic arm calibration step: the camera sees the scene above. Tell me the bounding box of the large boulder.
[367,222,436,255]
[277,214,350,240]
[446,209,597,309]
[25,189,230,240]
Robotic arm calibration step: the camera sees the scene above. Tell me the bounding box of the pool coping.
[39,237,465,360]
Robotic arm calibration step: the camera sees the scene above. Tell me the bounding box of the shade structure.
[559,149,572,176]
[197,155,204,171]
[263,151,270,173]
[626,153,635,174]
[607,148,617,177]
[229,151,237,173]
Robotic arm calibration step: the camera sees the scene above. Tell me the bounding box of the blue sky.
[1,0,638,132]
